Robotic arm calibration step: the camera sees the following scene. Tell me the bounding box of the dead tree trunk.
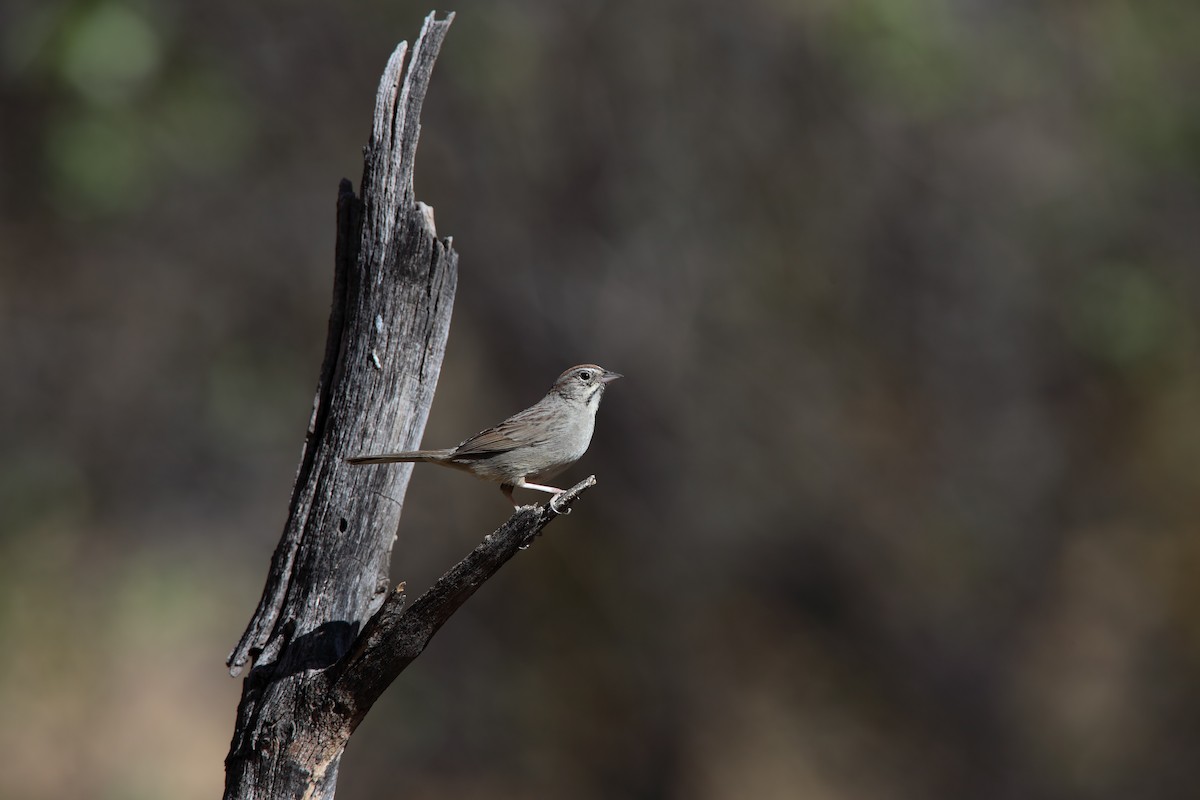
[222,13,595,799]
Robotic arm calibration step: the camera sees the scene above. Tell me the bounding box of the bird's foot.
[549,492,571,515]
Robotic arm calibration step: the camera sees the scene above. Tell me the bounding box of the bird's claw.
[549,493,571,515]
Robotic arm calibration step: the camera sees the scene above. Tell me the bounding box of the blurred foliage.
[4,0,252,216]
[3,0,1200,798]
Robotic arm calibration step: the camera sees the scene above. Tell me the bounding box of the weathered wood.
[324,476,597,728]
[222,12,598,800]
[223,13,457,800]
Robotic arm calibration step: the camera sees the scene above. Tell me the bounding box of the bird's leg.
[500,483,517,507]
[514,478,570,514]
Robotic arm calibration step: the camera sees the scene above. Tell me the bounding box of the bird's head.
[553,364,622,405]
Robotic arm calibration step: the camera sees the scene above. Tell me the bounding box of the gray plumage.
[347,364,621,506]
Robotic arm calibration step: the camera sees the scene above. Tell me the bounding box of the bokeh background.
[4,1,1200,798]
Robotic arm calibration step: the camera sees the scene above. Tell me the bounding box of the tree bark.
[221,12,599,800]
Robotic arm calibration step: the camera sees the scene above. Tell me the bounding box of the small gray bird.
[347,364,621,508]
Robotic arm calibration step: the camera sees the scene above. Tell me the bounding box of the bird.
[347,364,621,509]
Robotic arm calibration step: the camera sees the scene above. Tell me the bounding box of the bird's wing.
[451,426,520,458]
[451,405,550,459]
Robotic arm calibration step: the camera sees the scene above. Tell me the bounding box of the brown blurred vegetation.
[3,1,1200,798]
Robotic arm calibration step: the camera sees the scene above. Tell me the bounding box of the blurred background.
[3,0,1200,798]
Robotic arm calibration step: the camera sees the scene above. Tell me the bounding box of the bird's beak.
[600,370,623,384]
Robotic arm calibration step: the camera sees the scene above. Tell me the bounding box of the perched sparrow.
[348,364,621,508]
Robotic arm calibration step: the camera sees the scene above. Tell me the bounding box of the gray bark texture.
[222,13,596,799]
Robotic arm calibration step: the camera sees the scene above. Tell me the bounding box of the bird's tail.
[346,449,455,465]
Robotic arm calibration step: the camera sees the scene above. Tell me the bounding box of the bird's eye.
[577,370,593,381]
